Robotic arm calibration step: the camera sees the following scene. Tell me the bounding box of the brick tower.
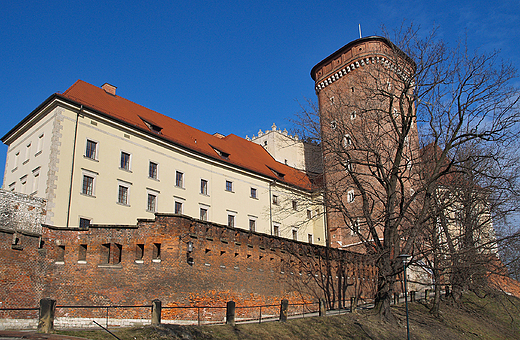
[310,37,418,250]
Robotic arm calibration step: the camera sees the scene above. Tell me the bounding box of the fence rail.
[0,288,438,333]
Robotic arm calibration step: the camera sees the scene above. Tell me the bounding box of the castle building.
[1,81,325,245]
[1,36,423,251]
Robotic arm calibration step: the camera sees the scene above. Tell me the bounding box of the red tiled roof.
[60,80,314,191]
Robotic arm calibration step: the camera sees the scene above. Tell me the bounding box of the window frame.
[147,192,157,212]
[200,179,208,195]
[225,180,233,192]
[79,217,91,229]
[175,171,184,188]
[273,224,280,237]
[85,139,98,160]
[82,175,94,196]
[227,210,237,228]
[148,161,158,180]
[120,151,131,171]
[250,187,257,199]
[249,218,256,232]
[116,180,132,206]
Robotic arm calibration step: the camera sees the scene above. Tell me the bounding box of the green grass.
[57,292,520,340]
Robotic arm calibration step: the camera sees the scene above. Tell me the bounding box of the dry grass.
[58,292,520,340]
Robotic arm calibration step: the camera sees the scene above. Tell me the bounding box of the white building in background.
[247,124,322,174]
[2,80,325,245]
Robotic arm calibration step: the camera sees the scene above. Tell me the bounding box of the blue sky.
[1,0,519,182]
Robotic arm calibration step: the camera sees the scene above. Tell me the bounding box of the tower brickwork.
[311,37,419,250]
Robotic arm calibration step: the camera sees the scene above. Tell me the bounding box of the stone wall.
[0,189,46,235]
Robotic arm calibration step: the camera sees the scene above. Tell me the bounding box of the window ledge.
[134,260,144,264]
[152,259,161,263]
[148,177,160,182]
[116,202,130,207]
[84,156,99,162]
[80,193,96,198]
[97,264,123,269]
[35,151,42,157]
[55,261,65,265]
[119,168,132,173]
[77,260,87,264]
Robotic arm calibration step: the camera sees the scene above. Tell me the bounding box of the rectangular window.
[292,200,297,210]
[32,167,40,194]
[228,214,235,228]
[249,219,256,232]
[120,152,130,170]
[175,171,184,188]
[250,188,257,199]
[147,193,157,212]
[82,175,94,196]
[174,201,183,214]
[136,244,144,261]
[152,243,161,261]
[308,234,313,244]
[78,244,87,262]
[118,185,129,205]
[200,179,208,195]
[85,140,97,159]
[149,162,158,179]
[273,225,280,237]
[14,152,20,170]
[200,208,208,221]
[79,218,91,229]
[225,180,233,192]
[272,195,279,205]
[25,143,31,162]
[9,182,15,191]
[292,229,298,241]
[36,134,44,155]
[307,209,312,219]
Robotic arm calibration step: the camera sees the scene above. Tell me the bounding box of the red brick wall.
[0,230,46,318]
[1,214,375,320]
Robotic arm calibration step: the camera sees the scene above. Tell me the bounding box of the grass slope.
[59,292,520,340]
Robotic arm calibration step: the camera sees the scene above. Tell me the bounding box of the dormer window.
[268,167,285,180]
[211,146,230,160]
[139,117,163,134]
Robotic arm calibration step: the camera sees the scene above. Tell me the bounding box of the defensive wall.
[0,189,376,326]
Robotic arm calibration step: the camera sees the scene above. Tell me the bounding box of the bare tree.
[295,24,520,321]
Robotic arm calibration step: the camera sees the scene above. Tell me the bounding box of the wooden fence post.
[319,299,326,316]
[37,298,56,333]
[279,299,288,322]
[226,301,236,326]
[350,297,357,313]
[151,299,162,325]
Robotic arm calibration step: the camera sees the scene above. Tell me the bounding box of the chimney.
[101,83,117,95]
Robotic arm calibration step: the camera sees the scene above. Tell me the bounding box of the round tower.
[311,37,417,250]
